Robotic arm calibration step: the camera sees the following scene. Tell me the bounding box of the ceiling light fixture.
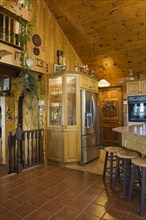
[98,78,110,87]
[98,68,110,87]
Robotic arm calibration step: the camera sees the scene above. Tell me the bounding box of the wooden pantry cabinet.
[126,80,146,95]
[47,128,79,163]
[80,75,98,92]
[46,72,98,163]
[46,72,80,163]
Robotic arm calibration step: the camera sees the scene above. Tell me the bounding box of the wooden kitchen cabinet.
[47,128,78,163]
[46,72,80,163]
[47,129,63,162]
[126,80,146,95]
[46,72,99,163]
[47,73,79,127]
[80,75,98,92]
[64,129,78,162]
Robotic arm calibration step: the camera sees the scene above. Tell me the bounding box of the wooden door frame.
[99,86,123,146]
[18,94,24,128]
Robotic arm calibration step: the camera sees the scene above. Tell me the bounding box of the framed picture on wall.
[54,64,63,72]
[35,58,43,67]
[15,51,21,61]
[2,77,11,93]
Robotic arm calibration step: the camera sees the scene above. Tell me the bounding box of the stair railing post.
[8,132,14,174]
[15,124,22,173]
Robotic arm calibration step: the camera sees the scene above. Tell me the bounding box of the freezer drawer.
[81,133,99,148]
[81,146,100,164]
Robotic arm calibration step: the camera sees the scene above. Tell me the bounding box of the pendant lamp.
[98,68,110,87]
[98,78,110,87]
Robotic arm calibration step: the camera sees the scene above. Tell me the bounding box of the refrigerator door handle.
[89,97,93,126]
[90,96,96,125]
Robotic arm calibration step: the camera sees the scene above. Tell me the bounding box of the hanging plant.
[1,0,41,105]
[17,15,37,99]
[2,0,41,129]
[20,68,39,98]
[1,0,18,7]
[18,16,36,66]
[2,0,38,100]
[1,0,32,10]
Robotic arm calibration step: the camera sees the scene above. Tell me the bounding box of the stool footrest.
[128,161,146,216]
[103,148,124,187]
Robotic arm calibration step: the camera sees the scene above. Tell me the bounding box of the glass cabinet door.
[48,77,62,126]
[66,76,77,126]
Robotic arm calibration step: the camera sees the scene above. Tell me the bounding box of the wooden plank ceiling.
[44,0,146,85]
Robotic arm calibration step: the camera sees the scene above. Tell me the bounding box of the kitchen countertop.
[113,124,146,138]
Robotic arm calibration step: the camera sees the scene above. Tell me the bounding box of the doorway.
[99,87,123,146]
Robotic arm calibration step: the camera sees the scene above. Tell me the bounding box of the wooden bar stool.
[113,150,139,198]
[128,157,146,216]
[103,146,123,187]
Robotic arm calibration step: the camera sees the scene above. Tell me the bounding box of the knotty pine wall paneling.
[28,0,83,73]
[25,0,84,151]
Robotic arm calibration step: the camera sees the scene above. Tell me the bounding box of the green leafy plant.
[19,16,38,98]
[2,0,41,130]
[19,16,36,66]
[1,0,32,10]
[2,0,38,99]
[20,68,39,98]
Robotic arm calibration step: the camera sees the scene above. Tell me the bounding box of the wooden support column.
[2,14,5,41]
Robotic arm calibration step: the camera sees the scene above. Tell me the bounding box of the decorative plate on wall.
[32,34,42,46]
[25,56,35,68]
[33,47,40,56]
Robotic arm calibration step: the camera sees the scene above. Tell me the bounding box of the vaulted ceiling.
[44,0,146,85]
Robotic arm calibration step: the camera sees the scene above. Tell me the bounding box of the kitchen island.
[113,124,146,156]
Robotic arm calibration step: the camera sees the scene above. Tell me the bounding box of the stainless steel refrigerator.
[80,89,100,164]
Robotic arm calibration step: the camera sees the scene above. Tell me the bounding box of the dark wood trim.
[0,62,20,78]
[18,94,24,128]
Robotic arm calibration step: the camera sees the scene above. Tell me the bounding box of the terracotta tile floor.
[0,149,145,220]
[64,148,106,175]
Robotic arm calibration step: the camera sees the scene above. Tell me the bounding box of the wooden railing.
[8,126,44,174]
[0,12,26,49]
